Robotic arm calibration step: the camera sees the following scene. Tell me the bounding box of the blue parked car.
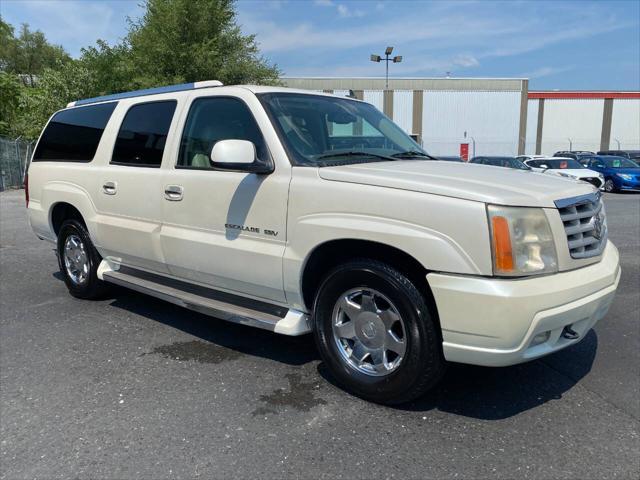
[579,155,640,192]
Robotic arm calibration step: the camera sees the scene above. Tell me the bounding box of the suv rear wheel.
[57,219,110,299]
[313,259,445,404]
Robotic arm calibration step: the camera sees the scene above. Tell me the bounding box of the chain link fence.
[0,136,34,191]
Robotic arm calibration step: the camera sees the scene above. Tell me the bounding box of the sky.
[1,0,639,90]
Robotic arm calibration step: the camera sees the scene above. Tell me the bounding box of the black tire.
[604,179,616,193]
[313,259,445,405]
[57,219,110,299]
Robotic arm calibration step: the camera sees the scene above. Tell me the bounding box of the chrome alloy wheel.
[331,288,407,376]
[63,234,89,285]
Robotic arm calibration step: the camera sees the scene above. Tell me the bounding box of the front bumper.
[614,176,640,191]
[427,241,620,367]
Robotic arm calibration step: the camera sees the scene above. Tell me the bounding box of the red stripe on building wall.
[528,91,640,99]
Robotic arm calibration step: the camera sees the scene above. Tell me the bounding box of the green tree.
[0,71,22,136]
[126,0,280,87]
[17,61,99,139]
[0,17,17,73]
[79,40,136,95]
[0,18,70,84]
[1,1,280,139]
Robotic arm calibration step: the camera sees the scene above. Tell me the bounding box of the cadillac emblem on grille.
[592,214,603,239]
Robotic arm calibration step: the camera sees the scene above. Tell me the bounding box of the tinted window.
[539,159,583,169]
[111,101,177,167]
[33,102,117,162]
[602,156,639,168]
[178,97,268,169]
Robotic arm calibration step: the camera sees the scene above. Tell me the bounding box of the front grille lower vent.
[555,192,607,259]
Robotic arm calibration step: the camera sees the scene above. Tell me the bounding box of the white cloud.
[312,0,365,18]
[453,54,480,68]
[519,65,575,79]
[241,0,635,80]
[4,0,142,57]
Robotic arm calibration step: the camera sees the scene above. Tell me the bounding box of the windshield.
[507,158,530,170]
[259,93,430,166]
[532,159,584,169]
[603,157,639,168]
[476,157,530,170]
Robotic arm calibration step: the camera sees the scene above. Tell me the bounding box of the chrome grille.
[555,192,607,259]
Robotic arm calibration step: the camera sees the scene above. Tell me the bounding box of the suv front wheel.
[313,259,445,404]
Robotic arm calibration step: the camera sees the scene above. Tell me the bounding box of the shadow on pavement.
[392,329,598,419]
[318,329,598,420]
[108,290,320,367]
[93,281,597,420]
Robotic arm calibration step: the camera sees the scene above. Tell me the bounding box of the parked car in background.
[579,155,640,192]
[469,156,530,170]
[523,157,604,189]
[597,150,640,161]
[553,151,595,161]
[515,155,547,162]
[436,155,463,162]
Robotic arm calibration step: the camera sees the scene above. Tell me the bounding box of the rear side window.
[33,102,117,162]
[111,101,177,167]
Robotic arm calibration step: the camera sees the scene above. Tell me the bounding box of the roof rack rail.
[67,80,223,108]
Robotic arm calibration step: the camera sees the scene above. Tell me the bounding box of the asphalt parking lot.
[1,189,638,479]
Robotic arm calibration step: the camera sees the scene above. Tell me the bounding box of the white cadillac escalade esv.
[26,81,620,404]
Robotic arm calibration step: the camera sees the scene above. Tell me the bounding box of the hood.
[550,168,601,177]
[318,160,596,207]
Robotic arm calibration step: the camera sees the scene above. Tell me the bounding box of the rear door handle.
[164,185,183,201]
[102,181,117,195]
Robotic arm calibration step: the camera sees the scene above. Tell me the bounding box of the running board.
[99,261,310,336]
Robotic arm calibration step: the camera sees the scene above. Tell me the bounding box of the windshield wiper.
[391,150,435,159]
[316,151,397,161]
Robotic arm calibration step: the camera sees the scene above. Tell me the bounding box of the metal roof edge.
[67,80,223,108]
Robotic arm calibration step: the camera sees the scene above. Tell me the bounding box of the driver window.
[178,97,268,169]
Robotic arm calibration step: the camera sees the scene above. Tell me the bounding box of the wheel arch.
[300,239,439,324]
[40,182,98,240]
[50,202,86,236]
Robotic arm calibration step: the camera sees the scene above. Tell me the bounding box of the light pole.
[370,46,402,89]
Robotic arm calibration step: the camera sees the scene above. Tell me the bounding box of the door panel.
[160,170,289,302]
[92,100,179,273]
[159,94,289,303]
[92,165,167,273]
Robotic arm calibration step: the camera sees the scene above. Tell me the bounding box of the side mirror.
[539,164,548,169]
[210,139,272,174]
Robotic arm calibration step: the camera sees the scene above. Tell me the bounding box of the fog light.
[531,331,550,346]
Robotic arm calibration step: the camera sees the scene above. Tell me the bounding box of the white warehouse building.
[282,77,640,158]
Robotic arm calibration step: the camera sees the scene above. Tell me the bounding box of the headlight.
[487,205,558,276]
[617,173,633,180]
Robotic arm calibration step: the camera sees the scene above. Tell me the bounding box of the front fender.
[283,210,491,310]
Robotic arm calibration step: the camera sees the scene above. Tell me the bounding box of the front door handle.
[164,185,183,201]
[102,181,117,195]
